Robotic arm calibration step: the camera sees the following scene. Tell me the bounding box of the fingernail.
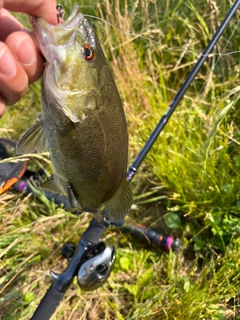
[0,47,17,77]
[16,36,36,66]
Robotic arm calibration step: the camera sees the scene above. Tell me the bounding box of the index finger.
[0,8,24,42]
[3,0,58,25]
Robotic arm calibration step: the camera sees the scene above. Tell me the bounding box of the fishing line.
[84,14,162,46]
[85,13,240,58]
[198,17,240,96]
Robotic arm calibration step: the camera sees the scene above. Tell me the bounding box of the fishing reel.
[62,241,116,291]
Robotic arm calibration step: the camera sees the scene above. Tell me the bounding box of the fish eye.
[83,44,94,61]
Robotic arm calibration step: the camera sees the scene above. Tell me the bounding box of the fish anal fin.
[102,179,132,222]
[41,175,63,194]
[16,120,47,154]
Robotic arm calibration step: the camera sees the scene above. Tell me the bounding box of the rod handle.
[30,284,65,320]
[119,222,179,252]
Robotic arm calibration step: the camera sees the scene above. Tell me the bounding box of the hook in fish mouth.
[59,6,96,47]
[30,6,96,49]
[56,4,65,24]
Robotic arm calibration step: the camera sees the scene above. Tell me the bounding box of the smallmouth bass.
[17,6,132,222]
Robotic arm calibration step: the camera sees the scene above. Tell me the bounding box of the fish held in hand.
[16,6,132,222]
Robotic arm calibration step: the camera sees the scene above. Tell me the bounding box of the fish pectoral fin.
[16,120,47,154]
[41,175,64,194]
[102,179,132,222]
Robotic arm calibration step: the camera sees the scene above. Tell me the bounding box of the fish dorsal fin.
[41,175,64,194]
[102,178,132,222]
[16,120,47,154]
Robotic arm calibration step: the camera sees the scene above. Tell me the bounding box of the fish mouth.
[30,6,95,50]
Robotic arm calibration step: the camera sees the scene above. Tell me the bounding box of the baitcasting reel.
[62,241,116,291]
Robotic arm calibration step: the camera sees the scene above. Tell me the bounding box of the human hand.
[0,0,58,117]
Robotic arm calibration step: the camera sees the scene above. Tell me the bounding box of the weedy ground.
[0,0,240,319]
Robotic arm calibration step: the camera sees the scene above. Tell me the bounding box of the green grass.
[1,0,240,319]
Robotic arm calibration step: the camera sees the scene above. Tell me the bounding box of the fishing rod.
[29,1,240,319]
[127,0,240,181]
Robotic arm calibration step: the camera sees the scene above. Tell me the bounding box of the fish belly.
[46,106,128,212]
